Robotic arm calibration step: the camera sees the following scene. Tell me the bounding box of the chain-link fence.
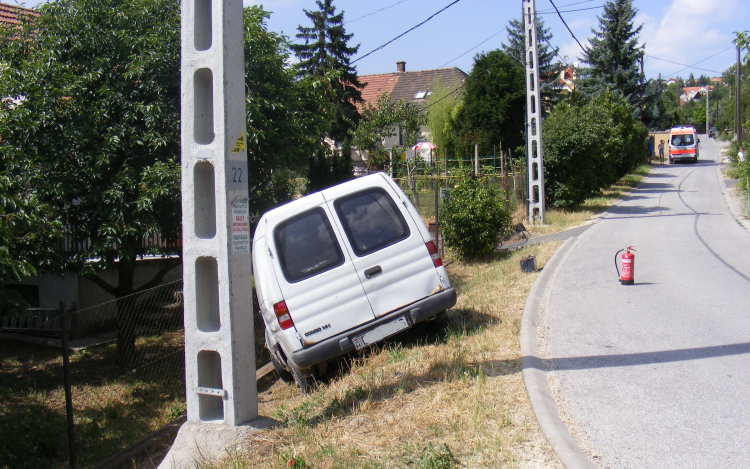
[0,279,267,469]
[387,156,528,254]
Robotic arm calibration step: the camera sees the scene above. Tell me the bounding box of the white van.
[668,125,699,164]
[252,173,456,392]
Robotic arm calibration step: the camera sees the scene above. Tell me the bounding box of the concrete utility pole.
[706,85,710,135]
[736,46,742,143]
[523,0,545,224]
[180,0,256,426]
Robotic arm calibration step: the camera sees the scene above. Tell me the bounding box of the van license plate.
[352,316,410,350]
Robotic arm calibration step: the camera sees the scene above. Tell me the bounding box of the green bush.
[542,91,648,208]
[441,172,511,259]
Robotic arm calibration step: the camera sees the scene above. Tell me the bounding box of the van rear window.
[671,134,694,146]
[274,208,344,283]
[334,188,410,257]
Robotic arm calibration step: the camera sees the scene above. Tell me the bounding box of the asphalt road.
[541,137,750,468]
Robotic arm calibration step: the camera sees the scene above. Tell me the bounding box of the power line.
[437,27,508,69]
[351,0,463,65]
[646,54,723,75]
[554,0,597,7]
[537,5,603,14]
[548,0,586,53]
[345,0,411,25]
[664,46,735,78]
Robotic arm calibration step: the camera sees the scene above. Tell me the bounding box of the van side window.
[334,188,410,257]
[274,208,344,283]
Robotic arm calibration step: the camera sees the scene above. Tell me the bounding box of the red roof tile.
[357,67,468,113]
[0,2,36,27]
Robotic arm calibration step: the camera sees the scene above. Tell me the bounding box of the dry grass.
[198,243,563,469]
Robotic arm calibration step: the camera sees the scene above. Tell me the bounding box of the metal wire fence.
[388,156,528,254]
[0,279,267,469]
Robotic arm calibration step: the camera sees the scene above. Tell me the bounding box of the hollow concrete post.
[180,0,256,426]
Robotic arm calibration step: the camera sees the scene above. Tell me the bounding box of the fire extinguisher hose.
[614,249,625,278]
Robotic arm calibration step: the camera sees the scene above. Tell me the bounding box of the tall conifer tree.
[291,0,363,143]
[578,0,644,111]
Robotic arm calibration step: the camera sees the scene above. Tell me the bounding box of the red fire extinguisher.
[615,246,636,285]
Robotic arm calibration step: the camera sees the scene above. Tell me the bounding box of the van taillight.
[273,301,294,330]
[425,241,443,267]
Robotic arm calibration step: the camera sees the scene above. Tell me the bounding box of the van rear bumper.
[291,288,457,369]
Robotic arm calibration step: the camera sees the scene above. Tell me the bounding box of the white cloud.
[639,0,741,76]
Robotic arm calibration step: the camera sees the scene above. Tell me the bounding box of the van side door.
[324,181,442,318]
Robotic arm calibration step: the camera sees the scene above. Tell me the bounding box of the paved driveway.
[540,137,750,468]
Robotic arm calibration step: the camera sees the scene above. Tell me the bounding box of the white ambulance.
[668,125,699,164]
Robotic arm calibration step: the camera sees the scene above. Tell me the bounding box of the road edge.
[521,237,598,469]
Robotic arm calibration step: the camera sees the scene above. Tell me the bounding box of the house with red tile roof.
[351,61,467,169]
[679,85,713,107]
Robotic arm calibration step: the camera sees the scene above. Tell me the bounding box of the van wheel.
[270,352,293,383]
[288,359,315,395]
[434,310,449,325]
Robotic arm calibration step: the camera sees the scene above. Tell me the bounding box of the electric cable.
[437,27,508,69]
[351,0,463,64]
[537,5,603,14]
[553,0,597,7]
[345,0,411,25]
[663,46,735,78]
[548,0,587,53]
[423,83,465,111]
[646,54,723,75]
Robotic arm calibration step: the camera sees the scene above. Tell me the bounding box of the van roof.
[670,127,696,135]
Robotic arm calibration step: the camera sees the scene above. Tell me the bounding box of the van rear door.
[266,194,375,346]
[324,179,442,318]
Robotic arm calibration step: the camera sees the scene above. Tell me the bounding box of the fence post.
[434,175,440,253]
[60,301,77,469]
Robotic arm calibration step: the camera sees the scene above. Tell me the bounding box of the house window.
[413,90,428,99]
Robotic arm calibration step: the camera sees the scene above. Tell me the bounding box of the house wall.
[20,272,79,310]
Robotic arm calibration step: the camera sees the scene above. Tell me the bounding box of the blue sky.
[243,0,748,80]
[22,0,749,80]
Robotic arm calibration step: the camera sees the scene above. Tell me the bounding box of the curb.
[520,237,598,469]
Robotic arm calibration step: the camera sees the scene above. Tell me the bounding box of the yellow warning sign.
[230,133,246,153]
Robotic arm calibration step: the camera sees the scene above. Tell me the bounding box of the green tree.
[578,0,645,113]
[455,50,526,157]
[351,93,424,173]
[0,0,181,365]
[542,91,647,208]
[502,16,562,108]
[291,0,363,143]
[0,176,37,313]
[426,82,462,159]
[243,6,330,217]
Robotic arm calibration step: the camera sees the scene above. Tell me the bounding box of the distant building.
[666,78,678,86]
[554,66,576,93]
[679,86,713,107]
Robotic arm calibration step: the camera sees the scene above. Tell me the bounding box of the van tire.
[270,352,293,383]
[289,358,315,395]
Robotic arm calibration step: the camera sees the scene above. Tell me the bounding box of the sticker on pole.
[231,198,250,255]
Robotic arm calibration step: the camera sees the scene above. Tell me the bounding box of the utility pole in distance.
[523,0,545,224]
[736,46,742,143]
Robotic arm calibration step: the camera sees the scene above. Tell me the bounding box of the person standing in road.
[739,147,745,163]
[658,140,665,165]
[647,138,654,163]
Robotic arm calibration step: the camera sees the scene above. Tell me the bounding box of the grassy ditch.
[197,242,563,469]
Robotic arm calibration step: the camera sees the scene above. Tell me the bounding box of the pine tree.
[578,0,644,112]
[503,16,558,76]
[291,0,363,143]
[503,16,562,110]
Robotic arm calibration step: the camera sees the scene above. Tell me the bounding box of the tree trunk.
[116,255,137,367]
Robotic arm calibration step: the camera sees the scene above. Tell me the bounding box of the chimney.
[396,61,405,73]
